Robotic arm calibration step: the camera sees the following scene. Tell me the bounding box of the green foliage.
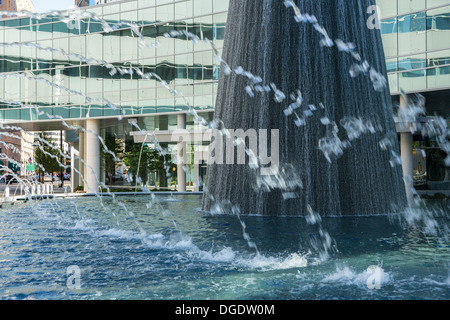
[34,132,62,182]
[100,133,124,186]
[123,143,175,186]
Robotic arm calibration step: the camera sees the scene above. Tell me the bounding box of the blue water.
[0,195,448,300]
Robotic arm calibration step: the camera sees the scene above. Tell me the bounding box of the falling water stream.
[0,1,448,300]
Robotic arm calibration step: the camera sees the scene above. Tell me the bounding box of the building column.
[194,148,201,192]
[71,143,79,193]
[78,131,85,189]
[85,119,100,194]
[177,113,186,192]
[400,95,414,206]
[100,128,106,185]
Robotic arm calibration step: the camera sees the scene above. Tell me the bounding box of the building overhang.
[130,129,213,144]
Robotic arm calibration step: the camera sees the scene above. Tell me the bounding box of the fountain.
[0,1,448,301]
[202,0,408,216]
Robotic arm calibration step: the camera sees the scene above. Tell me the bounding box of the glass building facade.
[0,0,228,127]
[378,0,450,95]
[378,0,450,190]
[0,0,448,191]
[0,0,448,123]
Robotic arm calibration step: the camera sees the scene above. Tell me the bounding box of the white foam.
[238,252,308,271]
[70,219,96,231]
[322,265,392,288]
[194,247,237,263]
[96,228,165,244]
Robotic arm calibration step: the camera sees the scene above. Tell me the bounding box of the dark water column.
[202,0,407,216]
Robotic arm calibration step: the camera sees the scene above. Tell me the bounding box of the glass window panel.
[103,79,121,105]
[86,19,104,34]
[4,19,20,28]
[398,13,426,55]
[195,83,214,96]
[193,50,213,67]
[174,84,194,108]
[398,0,426,15]
[427,49,450,88]
[174,19,192,54]
[427,49,450,67]
[139,6,156,25]
[156,60,176,82]
[53,21,69,35]
[194,17,214,51]
[194,0,213,16]
[20,25,35,61]
[69,36,85,62]
[141,24,158,38]
[0,22,4,44]
[21,70,36,104]
[399,69,426,91]
[139,99,157,114]
[69,105,88,119]
[86,34,103,60]
[194,95,214,111]
[398,54,426,71]
[213,13,227,46]
[3,108,21,121]
[121,1,138,22]
[174,1,193,20]
[87,65,104,94]
[103,8,120,31]
[120,29,139,62]
[4,27,21,57]
[157,35,175,57]
[157,0,173,5]
[52,37,69,61]
[375,0,397,18]
[88,6,104,19]
[427,0,450,7]
[4,77,21,102]
[121,81,138,101]
[427,65,450,88]
[36,22,52,40]
[427,7,450,51]
[388,73,399,93]
[54,69,70,106]
[386,57,398,72]
[69,66,86,105]
[213,0,229,12]
[103,30,121,63]
[52,106,70,119]
[398,12,426,33]
[157,4,174,23]
[174,52,193,83]
[139,83,156,101]
[380,17,397,34]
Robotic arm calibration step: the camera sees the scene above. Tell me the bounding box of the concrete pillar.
[100,128,106,186]
[177,113,186,192]
[85,119,100,194]
[400,95,414,206]
[78,131,85,189]
[71,144,79,193]
[194,149,201,192]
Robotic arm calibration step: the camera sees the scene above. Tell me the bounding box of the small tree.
[34,132,61,183]
[124,143,175,187]
[100,133,124,187]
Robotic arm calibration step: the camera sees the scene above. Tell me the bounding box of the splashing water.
[0,1,448,300]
